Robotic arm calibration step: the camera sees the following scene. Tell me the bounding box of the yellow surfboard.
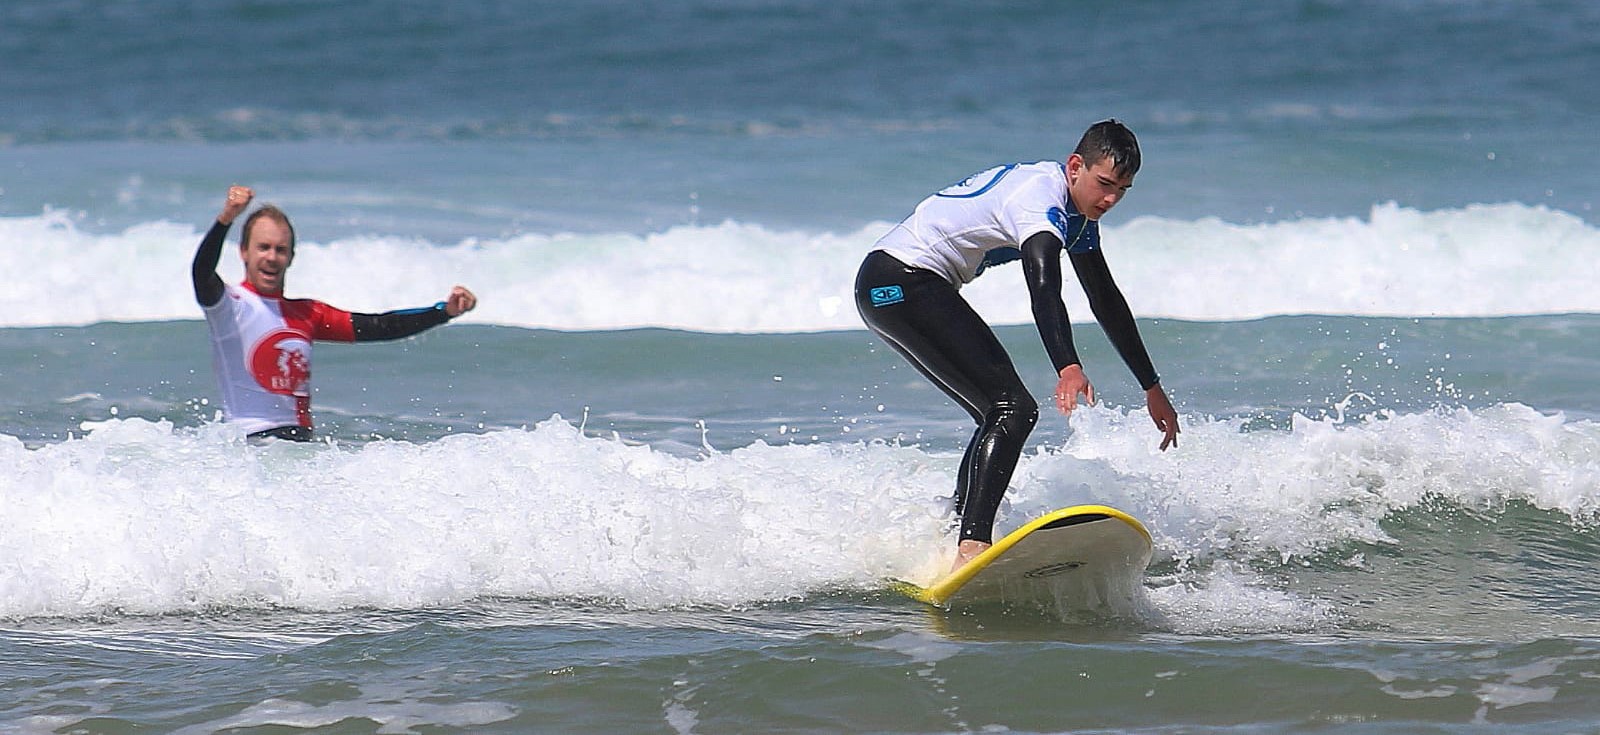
[893,505,1153,614]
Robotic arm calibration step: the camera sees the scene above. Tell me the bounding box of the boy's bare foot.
[950,539,992,573]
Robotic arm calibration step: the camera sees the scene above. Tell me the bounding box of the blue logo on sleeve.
[869,285,905,307]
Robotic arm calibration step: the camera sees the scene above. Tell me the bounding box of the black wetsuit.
[855,231,1158,543]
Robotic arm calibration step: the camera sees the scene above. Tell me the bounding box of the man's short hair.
[1074,119,1141,177]
[241,205,296,252]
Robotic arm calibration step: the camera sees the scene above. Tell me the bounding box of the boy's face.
[1066,153,1135,221]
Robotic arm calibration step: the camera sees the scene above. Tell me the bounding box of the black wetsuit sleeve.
[191,220,230,307]
[1068,248,1161,390]
[1021,230,1083,372]
[350,303,453,342]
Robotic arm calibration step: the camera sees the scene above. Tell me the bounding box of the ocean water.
[3,1,1600,732]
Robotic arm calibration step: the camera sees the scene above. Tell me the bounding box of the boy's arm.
[1020,231,1081,371]
[1024,231,1102,414]
[1071,249,1180,449]
[1068,248,1159,390]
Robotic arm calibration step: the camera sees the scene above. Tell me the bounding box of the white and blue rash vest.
[873,161,1099,286]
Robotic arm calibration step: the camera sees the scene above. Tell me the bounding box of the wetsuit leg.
[855,250,1039,543]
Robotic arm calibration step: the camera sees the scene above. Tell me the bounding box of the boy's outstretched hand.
[1054,364,1094,416]
[1147,385,1180,450]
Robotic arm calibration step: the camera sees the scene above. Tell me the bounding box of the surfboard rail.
[894,504,1152,608]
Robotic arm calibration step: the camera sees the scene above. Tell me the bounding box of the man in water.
[191,185,478,441]
[855,119,1180,571]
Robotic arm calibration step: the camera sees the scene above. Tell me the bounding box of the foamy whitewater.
[4,0,1600,731]
[8,403,1599,636]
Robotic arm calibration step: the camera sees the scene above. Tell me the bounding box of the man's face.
[1066,153,1135,221]
[241,217,294,296]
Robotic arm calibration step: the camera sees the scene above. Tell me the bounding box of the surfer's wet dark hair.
[1073,119,1141,177]
[240,204,296,253]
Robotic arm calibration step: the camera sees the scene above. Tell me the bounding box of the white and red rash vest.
[202,281,355,433]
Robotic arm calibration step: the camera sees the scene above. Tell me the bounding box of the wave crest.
[1,202,1595,331]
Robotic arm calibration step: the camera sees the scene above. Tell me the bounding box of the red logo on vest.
[249,329,312,396]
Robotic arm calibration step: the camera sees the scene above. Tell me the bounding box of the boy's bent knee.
[986,398,1038,436]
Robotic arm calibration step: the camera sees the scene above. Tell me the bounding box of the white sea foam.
[2,202,1596,332]
[3,403,1597,629]
[0,417,955,617]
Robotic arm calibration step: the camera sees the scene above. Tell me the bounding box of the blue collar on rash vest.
[1048,199,1100,254]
